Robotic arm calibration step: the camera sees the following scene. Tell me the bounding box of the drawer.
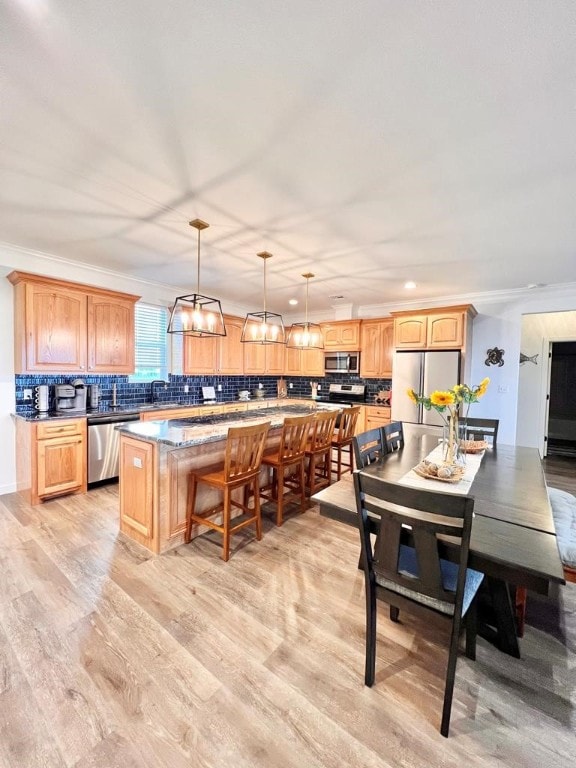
[36,420,83,439]
[367,407,391,419]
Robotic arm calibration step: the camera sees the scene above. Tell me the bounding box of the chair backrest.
[224,421,271,481]
[353,428,386,469]
[465,417,499,445]
[383,421,404,453]
[308,410,340,451]
[334,406,361,443]
[354,472,475,615]
[277,414,313,461]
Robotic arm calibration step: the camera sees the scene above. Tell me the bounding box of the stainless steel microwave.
[324,352,360,374]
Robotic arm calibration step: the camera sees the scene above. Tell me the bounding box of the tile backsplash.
[14,373,392,410]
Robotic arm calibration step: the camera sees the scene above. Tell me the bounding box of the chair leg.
[298,459,307,513]
[515,586,527,638]
[185,475,198,543]
[390,605,400,623]
[440,622,462,737]
[465,601,478,661]
[222,486,231,562]
[365,580,377,687]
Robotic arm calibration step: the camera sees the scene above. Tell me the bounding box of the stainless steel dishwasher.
[87,412,141,483]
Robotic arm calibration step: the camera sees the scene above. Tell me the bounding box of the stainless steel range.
[326,383,366,406]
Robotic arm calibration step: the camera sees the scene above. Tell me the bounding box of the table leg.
[478,576,521,658]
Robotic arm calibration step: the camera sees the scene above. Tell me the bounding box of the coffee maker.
[55,379,87,412]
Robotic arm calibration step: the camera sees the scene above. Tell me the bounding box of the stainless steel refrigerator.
[391,350,461,430]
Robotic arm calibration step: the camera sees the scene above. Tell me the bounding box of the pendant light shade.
[286,272,324,349]
[167,219,227,337]
[241,251,286,344]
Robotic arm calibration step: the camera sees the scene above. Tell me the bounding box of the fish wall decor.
[519,352,539,365]
[485,347,505,367]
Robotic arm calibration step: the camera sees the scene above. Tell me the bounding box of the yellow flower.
[430,390,455,407]
[407,388,418,404]
[477,377,490,398]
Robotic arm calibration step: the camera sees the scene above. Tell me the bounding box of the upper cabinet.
[8,271,139,374]
[320,320,362,351]
[391,305,477,351]
[360,318,394,378]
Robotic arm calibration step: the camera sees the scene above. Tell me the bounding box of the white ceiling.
[1,1,575,314]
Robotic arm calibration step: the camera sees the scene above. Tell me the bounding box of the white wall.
[517,311,576,450]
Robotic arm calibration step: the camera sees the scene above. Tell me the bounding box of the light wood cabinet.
[391,305,476,351]
[364,406,391,431]
[284,347,323,376]
[183,315,250,375]
[8,271,139,373]
[16,417,87,505]
[360,319,394,378]
[242,340,286,375]
[321,320,362,350]
[119,435,156,551]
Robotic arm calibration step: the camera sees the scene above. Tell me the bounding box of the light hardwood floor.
[0,476,575,768]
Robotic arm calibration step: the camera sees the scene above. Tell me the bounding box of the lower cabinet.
[364,406,391,431]
[119,435,156,550]
[16,418,87,505]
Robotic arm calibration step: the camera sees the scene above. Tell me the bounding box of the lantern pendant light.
[286,272,324,349]
[241,251,286,344]
[167,219,227,337]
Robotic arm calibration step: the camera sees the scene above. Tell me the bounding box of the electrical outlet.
[184,384,189,393]
[217,384,222,392]
[498,385,509,394]
[23,388,33,400]
[289,382,293,389]
[317,384,321,390]
[258,382,263,389]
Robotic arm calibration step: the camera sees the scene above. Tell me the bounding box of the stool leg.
[298,459,306,513]
[222,486,231,562]
[186,475,198,543]
[276,466,284,526]
[336,444,343,480]
[253,476,263,540]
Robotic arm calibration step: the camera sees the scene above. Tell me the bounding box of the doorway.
[546,341,576,457]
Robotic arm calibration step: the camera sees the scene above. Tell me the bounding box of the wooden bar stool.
[331,406,361,480]
[305,409,339,496]
[185,421,270,561]
[260,414,313,526]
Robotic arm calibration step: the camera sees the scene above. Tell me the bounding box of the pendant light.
[167,219,227,337]
[241,251,286,344]
[286,272,324,349]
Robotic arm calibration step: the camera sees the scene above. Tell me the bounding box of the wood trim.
[390,304,477,318]
[7,270,140,303]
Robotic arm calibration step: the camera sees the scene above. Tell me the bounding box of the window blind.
[131,303,169,381]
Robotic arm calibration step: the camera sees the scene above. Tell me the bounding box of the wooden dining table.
[312,433,565,657]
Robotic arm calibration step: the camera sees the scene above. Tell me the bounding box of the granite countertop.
[12,397,314,422]
[117,404,329,448]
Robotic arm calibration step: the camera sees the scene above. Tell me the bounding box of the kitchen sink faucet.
[151,380,168,403]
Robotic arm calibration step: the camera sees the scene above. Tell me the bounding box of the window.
[131,303,170,382]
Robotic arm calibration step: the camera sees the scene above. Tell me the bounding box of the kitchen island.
[117,403,330,554]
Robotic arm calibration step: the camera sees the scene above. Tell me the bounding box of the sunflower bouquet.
[407,378,490,464]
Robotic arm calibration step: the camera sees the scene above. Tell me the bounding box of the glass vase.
[443,412,465,466]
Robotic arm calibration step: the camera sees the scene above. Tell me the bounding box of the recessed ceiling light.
[288,298,298,306]
[404,281,416,290]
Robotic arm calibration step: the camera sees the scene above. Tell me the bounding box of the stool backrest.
[224,421,271,481]
[308,410,340,451]
[335,406,361,442]
[278,414,313,460]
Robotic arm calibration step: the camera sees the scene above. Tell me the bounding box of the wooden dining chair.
[260,414,313,526]
[305,409,340,496]
[464,417,499,445]
[185,421,270,561]
[353,427,386,469]
[382,421,404,453]
[331,406,361,480]
[354,472,484,738]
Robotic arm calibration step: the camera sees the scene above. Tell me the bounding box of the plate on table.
[412,460,465,484]
[461,440,488,454]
